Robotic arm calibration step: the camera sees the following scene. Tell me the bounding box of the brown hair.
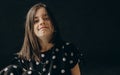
[18,3,62,62]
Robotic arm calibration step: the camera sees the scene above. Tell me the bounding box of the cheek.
[33,25,37,33]
[48,22,54,31]
[49,25,54,32]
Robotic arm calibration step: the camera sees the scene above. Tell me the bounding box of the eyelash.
[34,20,39,23]
[34,17,50,23]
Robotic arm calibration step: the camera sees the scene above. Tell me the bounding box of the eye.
[34,19,39,24]
[43,17,50,21]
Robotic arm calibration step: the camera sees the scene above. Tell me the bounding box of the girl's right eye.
[34,20,39,24]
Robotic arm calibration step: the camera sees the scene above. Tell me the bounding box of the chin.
[38,34,49,37]
[36,31,53,37]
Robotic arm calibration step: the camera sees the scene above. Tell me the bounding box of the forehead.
[35,7,48,17]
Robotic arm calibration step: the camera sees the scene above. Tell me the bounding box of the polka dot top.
[0,42,80,75]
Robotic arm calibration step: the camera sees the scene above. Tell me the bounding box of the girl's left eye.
[43,17,49,20]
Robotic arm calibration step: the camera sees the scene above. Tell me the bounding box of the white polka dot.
[48,72,50,75]
[55,48,59,52]
[70,60,73,64]
[29,59,31,62]
[71,52,74,56]
[43,68,46,72]
[10,72,14,75]
[80,53,83,56]
[13,65,17,69]
[36,62,39,65]
[62,57,66,62]
[41,54,45,58]
[23,68,27,71]
[38,72,41,75]
[18,60,20,62]
[52,55,56,59]
[61,69,65,73]
[4,67,8,71]
[14,57,18,59]
[27,70,32,74]
[46,60,49,64]
[66,42,70,45]
[22,60,24,63]
[53,65,57,69]
[29,67,32,70]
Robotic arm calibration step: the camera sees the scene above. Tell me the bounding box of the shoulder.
[10,53,30,66]
[56,41,79,57]
[61,41,78,51]
[54,41,77,53]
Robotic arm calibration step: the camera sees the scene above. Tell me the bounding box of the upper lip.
[39,26,48,30]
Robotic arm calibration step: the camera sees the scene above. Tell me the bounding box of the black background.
[0,0,120,75]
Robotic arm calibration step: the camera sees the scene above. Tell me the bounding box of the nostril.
[39,22,45,26]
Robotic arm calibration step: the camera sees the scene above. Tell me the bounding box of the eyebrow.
[34,14,48,19]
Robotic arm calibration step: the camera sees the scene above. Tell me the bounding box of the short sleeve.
[65,43,79,69]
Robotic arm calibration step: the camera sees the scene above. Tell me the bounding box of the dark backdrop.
[0,0,120,75]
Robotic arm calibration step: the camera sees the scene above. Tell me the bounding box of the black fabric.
[0,42,80,75]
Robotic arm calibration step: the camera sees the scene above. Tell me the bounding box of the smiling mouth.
[38,27,48,30]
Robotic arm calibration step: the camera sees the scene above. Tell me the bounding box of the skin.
[33,7,81,75]
[71,63,81,75]
[33,7,54,52]
[33,7,54,41]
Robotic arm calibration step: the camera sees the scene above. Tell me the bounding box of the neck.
[39,39,54,52]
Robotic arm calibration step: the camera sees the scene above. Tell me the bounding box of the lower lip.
[39,27,48,30]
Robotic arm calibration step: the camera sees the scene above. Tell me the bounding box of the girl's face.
[33,7,54,39]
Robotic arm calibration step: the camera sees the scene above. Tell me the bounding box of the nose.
[39,18,45,25]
